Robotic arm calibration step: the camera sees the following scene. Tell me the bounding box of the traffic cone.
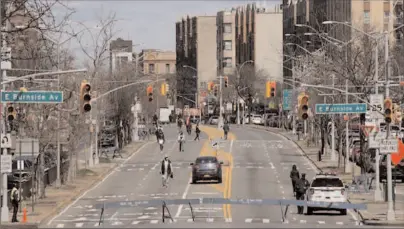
[22,207,27,223]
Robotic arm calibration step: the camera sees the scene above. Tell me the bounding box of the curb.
[248,126,323,172]
[38,142,147,225]
[362,220,404,226]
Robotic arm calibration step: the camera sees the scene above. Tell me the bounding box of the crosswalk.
[51,217,362,227]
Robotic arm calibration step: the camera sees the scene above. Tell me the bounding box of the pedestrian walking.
[295,173,310,214]
[223,122,230,140]
[290,164,300,196]
[194,125,201,141]
[178,131,185,152]
[10,184,20,223]
[160,156,173,188]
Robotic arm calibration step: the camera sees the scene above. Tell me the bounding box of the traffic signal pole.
[218,75,224,129]
[384,32,395,221]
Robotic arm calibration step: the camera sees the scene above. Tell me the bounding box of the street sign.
[17,160,24,170]
[315,103,367,114]
[379,139,399,154]
[1,155,12,173]
[1,91,63,103]
[1,134,11,148]
[282,89,292,111]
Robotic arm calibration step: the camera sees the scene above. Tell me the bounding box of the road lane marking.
[245,218,253,223]
[132,221,140,225]
[138,215,150,219]
[269,162,275,169]
[336,222,344,225]
[111,222,123,225]
[47,142,152,226]
[174,175,192,218]
[318,221,325,224]
[75,223,83,228]
[56,224,64,228]
[187,218,194,223]
[206,218,214,222]
[300,220,306,224]
[150,220,159,224]
[191,192,220,195]
[263,219,270,223]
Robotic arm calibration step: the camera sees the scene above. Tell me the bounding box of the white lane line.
[191,192,219,195]
[150,220,159,224]
[225,218,233,223]
[47,142,152,226]
[111,222,123,225]
[263,219,270,223]
[56,224,64,228]
[75,223,83,228]
[336,222,344,225]
[138,215,150,219]
[187,218,194,223]
[93,222,99,227]
[318,221,325,224]
[131,221,140,225]
[206,218,214,222]
[174,175,192,218]
[300,220,306,224]
[269,162,275,169]
[245,218,253,223]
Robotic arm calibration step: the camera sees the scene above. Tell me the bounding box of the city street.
[43,126,366,228]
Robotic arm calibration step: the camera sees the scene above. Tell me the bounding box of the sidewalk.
[249,125,404,226]
[4,141,148,227]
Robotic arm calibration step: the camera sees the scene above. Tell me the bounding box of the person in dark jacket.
[290,165,300,196]
[160,156,173,187]
[295,173,310,214]
[223,122,230,140]
[194,125,201,141]
[10,183,20,222]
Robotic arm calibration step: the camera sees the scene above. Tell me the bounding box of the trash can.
[383,182,396,202]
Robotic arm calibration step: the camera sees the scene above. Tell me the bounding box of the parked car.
[251,115,262,125]
[267,116,279,127]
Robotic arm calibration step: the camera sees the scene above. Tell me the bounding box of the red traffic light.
[83,83,91,92]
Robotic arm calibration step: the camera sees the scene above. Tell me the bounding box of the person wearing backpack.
[10,183,20,222]
[194,125,201,141]
[295,173,310,214]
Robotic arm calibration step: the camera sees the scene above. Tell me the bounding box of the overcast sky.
[55,0,280,65]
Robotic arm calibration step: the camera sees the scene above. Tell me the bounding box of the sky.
[53,0,280,66]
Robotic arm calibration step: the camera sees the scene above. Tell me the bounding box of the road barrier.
[95,197,367,225]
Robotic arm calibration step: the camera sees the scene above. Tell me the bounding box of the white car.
[251,115,262,125]
[306,173,347,215]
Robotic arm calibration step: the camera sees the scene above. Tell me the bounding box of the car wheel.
[307,207,313,215]
[340,209,347,215]
[217,175,222,184]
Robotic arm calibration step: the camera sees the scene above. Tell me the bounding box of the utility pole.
[331,74,336,161]
[218,75,224,129]
[56,42,61,188]
[374,41,383,201]
[345,47,352,173]
[132,96,139,141]
[292,59,296,135]
[384,32,395,221]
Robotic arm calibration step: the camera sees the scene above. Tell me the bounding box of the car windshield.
[311,178,344,187]
[196,157,217,164]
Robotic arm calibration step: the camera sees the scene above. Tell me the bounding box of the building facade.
[235,3,283,88]
[282,0,402,82]
[217,9,237,76]
[139,49,175,75]
[109,38,133,73]
[176,15,217,108]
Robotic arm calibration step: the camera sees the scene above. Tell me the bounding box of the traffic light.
[214,85,218,96]
[147,85,153,102]
[6,104,16,121]
[160,83,167,96]
[298,93,309,120]
[266,81,270,98]
[384,98,393,123]
[224,76,228,88]
[270,81,276,97]
[208,82,214,91]
[80,80,92,113]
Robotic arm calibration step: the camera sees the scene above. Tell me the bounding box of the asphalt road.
[43,125,368,228]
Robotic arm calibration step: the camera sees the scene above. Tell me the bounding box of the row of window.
[145,63,172,74]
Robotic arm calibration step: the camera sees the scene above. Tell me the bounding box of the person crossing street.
[223,122,230,140]
[295,173,310,214]
[178,131,185,152]
[160,156,173,188]
[290,165,300,197]
[194,125,201,141]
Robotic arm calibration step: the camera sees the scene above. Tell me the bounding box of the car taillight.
[309,188,314,195]
[341,189,345,195]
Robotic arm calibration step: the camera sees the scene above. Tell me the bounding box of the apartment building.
[109,38,133,73]
[139,49,175,75]
[217,9,237,76]
[235,3,283,85]
[283,0,403,81]
[175,15,217,108]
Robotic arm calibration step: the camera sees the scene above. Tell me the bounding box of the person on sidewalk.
[223,122,230,140]
[295,173,310,214]
[290,164,300,196]
[178,131,185,152]
[10,183,20,223]
[194,125,201,141]
[160,156,173,188]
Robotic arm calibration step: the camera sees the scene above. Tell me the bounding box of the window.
[149,63,155,73]
[224,40,232,50]
[364,11,370,24]
[223,23,232,33]
[165,64,170,73]
[223,57,232,67]
[311,178,343,188]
